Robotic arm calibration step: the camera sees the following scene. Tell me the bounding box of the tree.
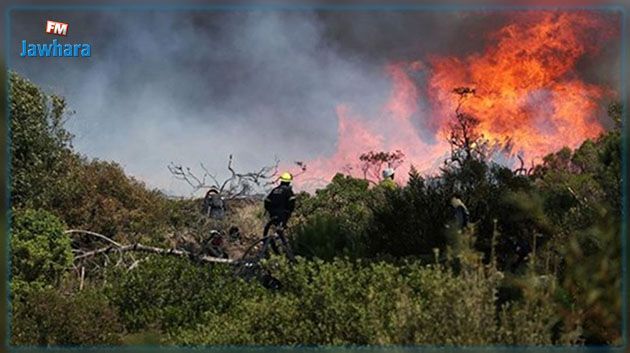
[446,87,483,166]
[9,72,74,209]
[168,155,307,198]
[358,150,405,183]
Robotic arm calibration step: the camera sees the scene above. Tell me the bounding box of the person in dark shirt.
[263,172,297,258]
[264,172,296,226]
[450,193,470,230]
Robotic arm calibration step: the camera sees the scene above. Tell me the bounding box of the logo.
[20,20,91,58]
[45,20,68,36]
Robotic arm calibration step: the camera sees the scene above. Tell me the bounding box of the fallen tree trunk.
[67,229,234,265]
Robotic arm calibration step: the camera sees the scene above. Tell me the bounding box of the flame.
[296,11,618,190]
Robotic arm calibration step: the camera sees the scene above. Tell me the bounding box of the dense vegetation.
[8,72,624,346]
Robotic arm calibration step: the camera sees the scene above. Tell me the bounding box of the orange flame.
[297,11,618,190]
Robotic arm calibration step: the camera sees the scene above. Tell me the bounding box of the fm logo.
[46,20,68,36]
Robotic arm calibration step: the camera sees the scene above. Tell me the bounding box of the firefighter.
[203,187,226,220]
[264,172,296,226]
[379,167,397,190]
[450,193,470,230]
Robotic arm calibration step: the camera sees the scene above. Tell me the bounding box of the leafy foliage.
[9,73,74,209]
[12,287,122,345]
[11,208,73,291]
[367,175,450,259]
[290,174,373,259]
[55,158,174,244]
[170,254,556,345]
[104,256,260,333]
[530,128,623,345]
[291,214,358,261]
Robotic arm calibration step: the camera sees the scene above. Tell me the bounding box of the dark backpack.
[203,192,226,219]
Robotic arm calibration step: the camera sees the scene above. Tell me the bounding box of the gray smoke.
[11,11,399,195]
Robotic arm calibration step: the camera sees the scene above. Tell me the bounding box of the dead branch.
[169,154,301,198]
[65,229,122,247]
[69,229,233,268]
[167,163,208,193]
[74,243,233,264]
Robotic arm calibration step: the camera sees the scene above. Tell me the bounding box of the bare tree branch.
[200,163,221,187]
[169,155,295,199]
[168,163,206,193]
[74,243,233,264]
[65,229,122,247]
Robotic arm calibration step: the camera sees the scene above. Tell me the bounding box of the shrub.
[104,256,260,333]
[11,208,73,291]
[52,158,174,245]
[11,287,122,345]
[496,274,558,345]
[559,207,622,345]
[367,176,450,259]
[291,174,372,259]
[224,201,266,241]
[291,214,359,261]
[168,254,559,345]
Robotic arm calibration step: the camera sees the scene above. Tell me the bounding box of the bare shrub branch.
[69,229,234,273]
[74,243,233,264]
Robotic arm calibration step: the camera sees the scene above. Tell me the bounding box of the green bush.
[366,160,548,271]
[291,174,373,258]
[169,255,557,345]
[291,214,359,261]
[11,208,73,291]
[368,171,450,259]
[531,127,622,344]
[105,256,260,333]
[55,158,174,244]
[559,207,622,345]
[11,287,122,345]
[496,274,559,345]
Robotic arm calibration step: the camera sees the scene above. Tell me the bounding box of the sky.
[8,9,621,196]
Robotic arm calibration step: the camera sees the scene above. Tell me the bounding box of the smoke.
[10,11,393,195]
[9,10,621,195]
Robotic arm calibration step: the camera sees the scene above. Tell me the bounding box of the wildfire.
[297,11,618,190]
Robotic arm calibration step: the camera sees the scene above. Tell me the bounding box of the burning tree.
[446,87,536,176]
[359,150,405,183]
[446,87,485,167]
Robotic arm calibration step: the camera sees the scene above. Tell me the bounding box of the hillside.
[8,72,623,346]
